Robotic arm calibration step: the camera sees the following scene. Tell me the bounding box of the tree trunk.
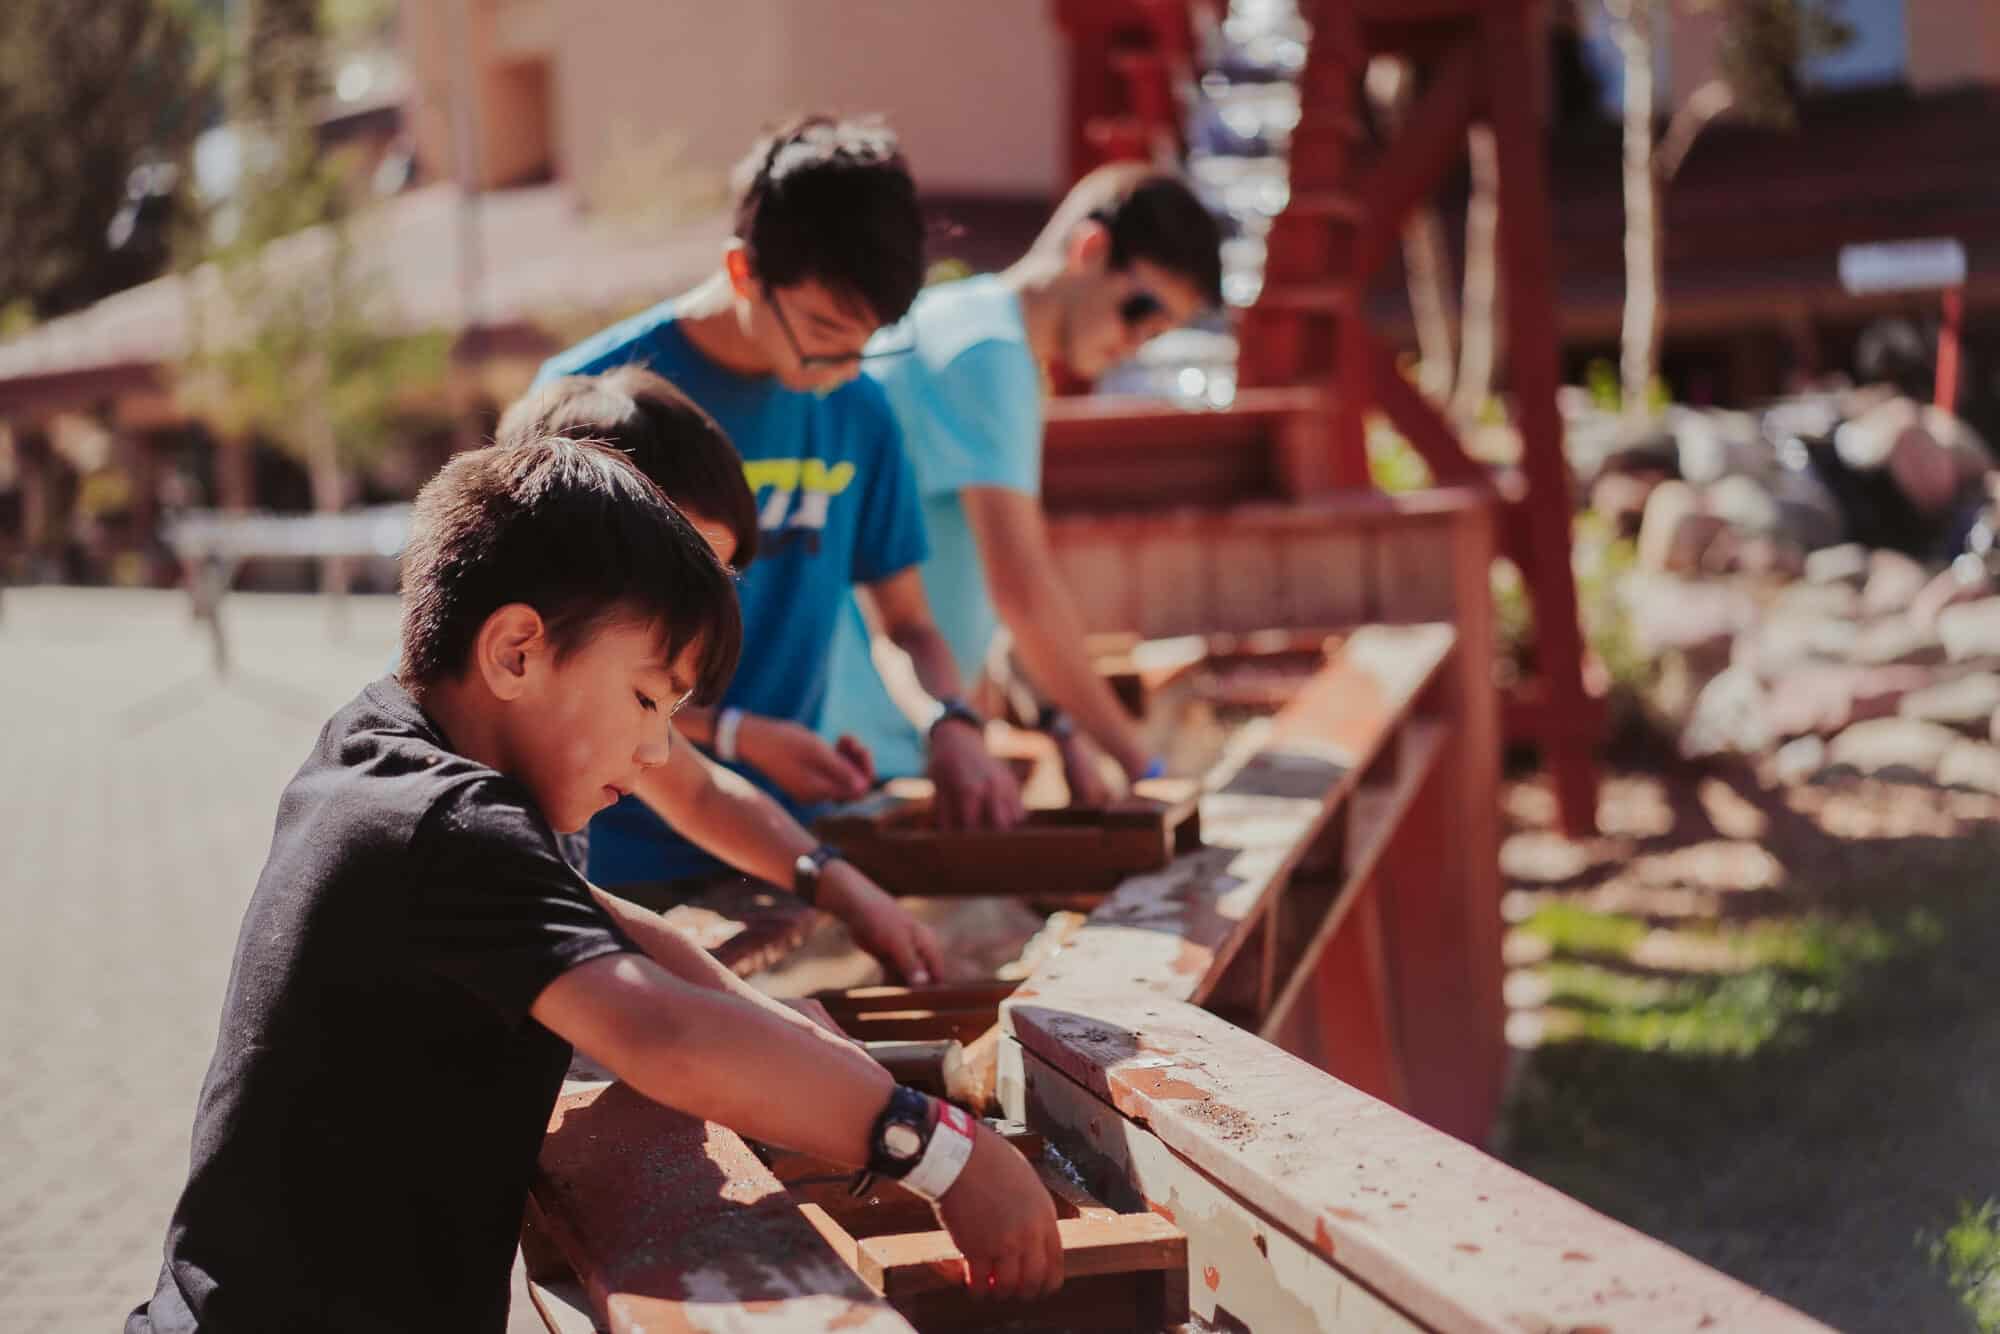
[1452,123,1503,427]
[1613,0,1663,417]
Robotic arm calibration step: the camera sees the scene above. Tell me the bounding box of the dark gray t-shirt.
[129,678,635,1333]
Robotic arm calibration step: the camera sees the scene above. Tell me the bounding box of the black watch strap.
[792,842,842,907]
[862,1084,937,1181]
[929,696,985,737]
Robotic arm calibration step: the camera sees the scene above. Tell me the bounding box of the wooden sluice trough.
[520,485,1830,1332]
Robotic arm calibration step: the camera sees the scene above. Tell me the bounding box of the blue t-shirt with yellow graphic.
[534,306,928,887]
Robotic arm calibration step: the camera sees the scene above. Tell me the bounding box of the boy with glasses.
[537,116,1026,900]
[821,166,1225,802]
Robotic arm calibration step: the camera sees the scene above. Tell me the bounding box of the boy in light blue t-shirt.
[821,168,1225,801]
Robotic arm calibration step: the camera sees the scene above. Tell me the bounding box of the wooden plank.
[815,790,1199,900]
[529,1084,914,1334]
[856,1213,1185,1300]
[816,982,1019,1017]
[652,878,819,979]
[1009,625,1456,1019]
[1019,1044,1426,1334]
[1008,1000,1833,1334]
[1261,720,1447,1039]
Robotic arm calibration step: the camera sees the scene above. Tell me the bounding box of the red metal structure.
[1052,0,1601,835]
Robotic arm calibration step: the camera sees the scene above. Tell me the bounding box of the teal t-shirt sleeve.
[852,403,930,585]
[533,304,673,385]
[925,339,1044,497]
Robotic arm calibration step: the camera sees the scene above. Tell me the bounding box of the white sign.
[1838,238,1967,296]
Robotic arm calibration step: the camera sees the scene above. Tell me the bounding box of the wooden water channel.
[517,488,1829,1333]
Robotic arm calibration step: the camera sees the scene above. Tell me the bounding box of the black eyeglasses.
[1119,288,1166,328]
[764,282,907,371]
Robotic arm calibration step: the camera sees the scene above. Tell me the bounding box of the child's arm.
[631,733,945,984]
[531,953,1063,1300]
[676,705,873,806]
[589,885,850,1036]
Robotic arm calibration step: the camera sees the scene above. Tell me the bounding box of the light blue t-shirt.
[533,305,929,886]
[819,276,1043,779]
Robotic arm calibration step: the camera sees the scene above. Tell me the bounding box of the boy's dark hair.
[398,434,741,703]
[732,114,924,327]
[497,367,758,570]
[1034,165,1225,307]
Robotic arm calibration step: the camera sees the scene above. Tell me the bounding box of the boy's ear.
[723,243,755,300]
[473,603,549,701]
[1065,219,1112,276]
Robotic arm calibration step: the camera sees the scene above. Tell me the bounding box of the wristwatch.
[854,1084,978,1203]
[928,695,985,737]
[1036,705,1076,742]
[793,842,843,908]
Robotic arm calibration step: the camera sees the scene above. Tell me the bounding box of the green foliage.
[1519,904,1915,1056]
[1925,1200,2000,1333]
[0,0,206,318]
[180,16,446,488]
[1583,358,1669,416]
[1365,418,1432,494]
[1711,0,1856,128]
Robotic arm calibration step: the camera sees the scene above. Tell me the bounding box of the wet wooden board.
[814,783,1202,900]
[654,877,820,977]
[1007,997,1834,1334]
[528,1083,915,1334]
[1013,624,1457,1022]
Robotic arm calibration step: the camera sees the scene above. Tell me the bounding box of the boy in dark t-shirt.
[129,435,1059,1333]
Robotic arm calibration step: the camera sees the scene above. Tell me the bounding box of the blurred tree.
[181,2,446,580]
[0,0,207,319]
[1603,0,1851,416]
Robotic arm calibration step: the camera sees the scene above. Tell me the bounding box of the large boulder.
[1827,718,1963,780]
[1682,667,1772,758]
[1900,673,2000,731]
[1805,544,1870,587]
[1765,664,1931,738]
[1860,549,1932,620]
[1939,598,2000,662]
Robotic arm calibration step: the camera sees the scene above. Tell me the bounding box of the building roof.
[0,183,729,420]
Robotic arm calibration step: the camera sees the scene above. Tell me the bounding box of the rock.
[1861,549,1931,619]
[1938,598,2000,662]
[1771,581,1860,621]
[1707,474,1781,535]
[1848,617,1947,668]
[1940,741,2000,794]
[1805,543,1870,587]
[1736,614,1860,679]
[1682,667,1771,759]
[1590,470,1664,537]
[1625,575,1755,657]
[1826,717,1963,780]
[1765,664,1931,738]
[1900,673,2000,730]
[1636,481,1728,574]
[1773,735,1827,785]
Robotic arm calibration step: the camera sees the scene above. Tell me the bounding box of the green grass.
[1926,1201,2000,1333]
[1518,905,1920,1057]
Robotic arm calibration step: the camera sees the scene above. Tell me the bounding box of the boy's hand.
[935,1123,1064,1301]
[821,863,945,985]
[737,716,873,805]
[928,722,1025,831]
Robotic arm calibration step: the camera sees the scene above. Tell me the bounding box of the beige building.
[400,0,1068,204]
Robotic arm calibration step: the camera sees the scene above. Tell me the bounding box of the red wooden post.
[1937,285,1965,412]
[1483,0,1598,837]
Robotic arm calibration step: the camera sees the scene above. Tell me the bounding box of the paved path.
[0,589,416,1331]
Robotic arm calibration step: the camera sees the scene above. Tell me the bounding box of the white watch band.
[714,707,746,763]
[900,1102,978,1203]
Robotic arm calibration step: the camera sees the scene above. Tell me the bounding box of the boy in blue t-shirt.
[538,116,1024,891]
[821,168,1224,801]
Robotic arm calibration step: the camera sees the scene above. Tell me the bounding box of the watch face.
[883,1123,923,1160]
